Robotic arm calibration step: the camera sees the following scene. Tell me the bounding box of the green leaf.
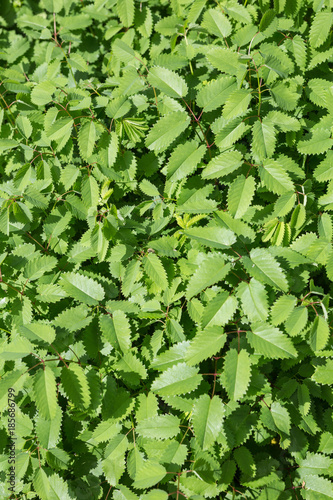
[91,222,109,261]
[222,89,252,120]
[136,415,180,440]
[202,8,232,38]
[41,0,63,13]
[61,363,91,410]
[133,462,166,489]
[309,11,333,49]
[140,179,160,197]
[185,326,226,366]
[312,359,333,385]
[207,47,242,75]
[318,432,333,454]
[106,132,119,169]
[167,141,206,182]
[0,369,25,400]
[135,393,159,423]
[248,323,297,359]
[141,490,168,500]
[151,341,189,371]
[99,310,132,353]
[252,120,276,162]
[67,243,95,265]
[143,253,168,290]
[59,272,105,306]
[148,67,188,98]
[122,260,142,297]
[45,448,70,471]
[117,0,134,27]
[228,174,256,219]
[224,3,252,23]
[102,434,128,485]
[53,304,92,332]
[201,292,238,328]
[115,352,148,380]
[196,77,236,112]
[35,405,62,449]
[151,363,202,396]
[297,129,332,155]
[192,394,225,450]
[318,213,332,241]
[88,419,121,445]
[259,159,294,195]
[33,468,71,500]
[307,79,332,108]
[0,139,18,153]
[261,401,291,435]
[145,111,190,152]
[259,9,275,32]
[0,337,32,360]
[47,117,73,142]
[78,121,96,161]
[31,81,56,106]
[16,115,32,139]
[220,349,251,401]
[302,475,333,499]
[3,2,333,495]
[270,294,297,326]
[234,446,256,478]
[202,150,243,179]
[176,186,218,214]
[184,226,236,249]
[297,383,311,417]
[24,185,49,209]
[237,279,269,323]
[44,207,72,239]
[19,322,56,344]
[266,110,301,132]
[285,306,308,337]
[290,35,307,70]
[243,248,289,292]
[309,316,330,352]
[215,119,250,149]
[270,82,300,111]
[69,53,90,72]
[34,366,58,420]
[327,249,333,281]
[298,453,333,477]
[185,254,231,299]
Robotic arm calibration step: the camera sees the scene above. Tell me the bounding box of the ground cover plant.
[0,0,333,498]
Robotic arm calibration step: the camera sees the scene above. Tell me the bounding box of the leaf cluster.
[0,0,333,499]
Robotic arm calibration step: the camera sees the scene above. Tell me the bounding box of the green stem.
[0,326,11,334]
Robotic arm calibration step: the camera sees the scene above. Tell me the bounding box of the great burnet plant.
[0,0,333,498]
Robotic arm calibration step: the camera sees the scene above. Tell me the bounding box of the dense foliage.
[0,0,333,498]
